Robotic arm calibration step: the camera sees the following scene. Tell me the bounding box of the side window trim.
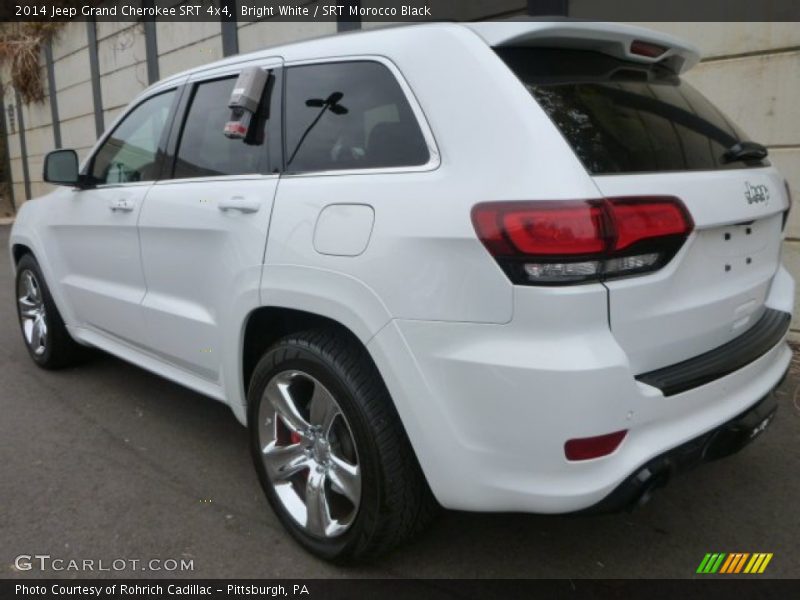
[269,66,284,175]
[280,64,288,173]
[280,56,440,177]
[159,83,191,181]
[83,87,181,188]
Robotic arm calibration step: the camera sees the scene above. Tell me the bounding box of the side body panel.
[9,83,186,348]
[136,60,283,405]
[259,29,609,482]
[41,183,151,346]
[138,175,279,383]
[262,30,599,322]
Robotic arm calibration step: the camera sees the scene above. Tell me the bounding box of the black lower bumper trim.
[581,389,781,514]
[635,308,791,396]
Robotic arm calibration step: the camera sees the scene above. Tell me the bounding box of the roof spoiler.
[465,21,701,74]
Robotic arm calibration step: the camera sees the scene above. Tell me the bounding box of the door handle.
[218,196,261,214]
[109,197,135,212]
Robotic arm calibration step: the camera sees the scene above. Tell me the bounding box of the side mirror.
[43,149,81,186]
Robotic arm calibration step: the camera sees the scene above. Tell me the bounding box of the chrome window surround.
[81,55,440,187]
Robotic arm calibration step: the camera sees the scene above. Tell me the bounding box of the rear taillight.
[471,197,693,285]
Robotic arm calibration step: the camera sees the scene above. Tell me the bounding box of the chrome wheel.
[17,270,47,356]
[258,370,361,538]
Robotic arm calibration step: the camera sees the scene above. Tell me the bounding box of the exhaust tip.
[627,466,671,511]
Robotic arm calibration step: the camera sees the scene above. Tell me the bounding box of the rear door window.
[284,61,430,172]
[173,76,271,179]
[496,47,768,175]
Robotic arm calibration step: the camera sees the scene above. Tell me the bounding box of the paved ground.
[1,224,799,579]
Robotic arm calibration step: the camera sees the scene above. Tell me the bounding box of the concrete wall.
[2,21,151,203]
[237,21,336,53]
[97,22,149,127]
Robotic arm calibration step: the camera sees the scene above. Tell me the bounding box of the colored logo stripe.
[697,553,726,573]
[745,553,773,574]
[719,554,736,573]
[697,553,773,574]
[720,553,749,573]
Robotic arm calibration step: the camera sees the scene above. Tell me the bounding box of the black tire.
[15,254,87,369]
[248,328,439,563]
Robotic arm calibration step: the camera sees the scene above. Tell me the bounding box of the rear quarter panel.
[263,25,603,327]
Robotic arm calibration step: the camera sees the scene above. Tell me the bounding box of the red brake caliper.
[289,429,309,481]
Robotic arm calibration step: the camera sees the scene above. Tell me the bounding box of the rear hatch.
[496,43,789,374]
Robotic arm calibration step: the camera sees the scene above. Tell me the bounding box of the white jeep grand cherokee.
[9,21,794,561]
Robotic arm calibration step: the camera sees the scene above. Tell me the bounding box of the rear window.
[497,48,768,175]
[284,61,430,172]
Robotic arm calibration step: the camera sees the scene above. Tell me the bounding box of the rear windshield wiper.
[723,141,768,164]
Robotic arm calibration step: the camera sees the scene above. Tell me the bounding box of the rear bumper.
[582,387,782,513]
[636,308,791,396]
[367,266,794,514]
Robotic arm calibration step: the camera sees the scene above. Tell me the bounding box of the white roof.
[156,20,700,89]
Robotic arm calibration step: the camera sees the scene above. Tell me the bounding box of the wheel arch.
[232,266,395,414]
[240,306,370,401]
[9,230,80,336]
[11,243,34,266]
[239,305,438,514]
